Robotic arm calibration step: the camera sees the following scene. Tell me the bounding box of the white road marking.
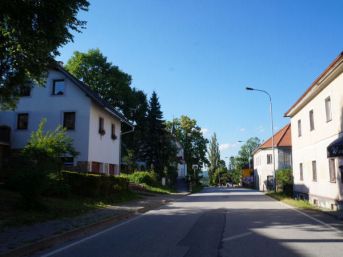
[271,196,342,233]
[39,214,145,257]
[222,232,253,241]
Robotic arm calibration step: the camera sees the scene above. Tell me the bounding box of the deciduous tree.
[0,0,89,109]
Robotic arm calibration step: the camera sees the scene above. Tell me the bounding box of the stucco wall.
[253,148,279,191]
[0,69,91,163]
[88,103,121,166]
[291,71,343,204]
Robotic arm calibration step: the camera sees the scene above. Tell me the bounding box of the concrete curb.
[0,195,184,257]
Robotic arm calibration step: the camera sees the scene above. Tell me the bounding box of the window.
[300,163,303,181]
[99,117,105,135]
[329,159,336,183]
[267,154,273,164]
[111,123,117,140]
[52,80,65,95]
[63,112,75,130]
[325,97,332,122]
[312,161,317,182]
[19,84,31,96]
[298,119,302,137]
[17,113,28,130]
[309,110,315,131]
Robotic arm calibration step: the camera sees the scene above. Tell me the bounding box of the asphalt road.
[38,188,343,257]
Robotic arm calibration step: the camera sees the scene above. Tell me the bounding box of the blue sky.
[59,0,343,159]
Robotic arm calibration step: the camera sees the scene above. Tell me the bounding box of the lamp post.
[246,86,276,192]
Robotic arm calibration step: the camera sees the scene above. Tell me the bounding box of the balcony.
[0,126,11,145]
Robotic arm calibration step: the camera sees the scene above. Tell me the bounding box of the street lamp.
[246,86,276,192]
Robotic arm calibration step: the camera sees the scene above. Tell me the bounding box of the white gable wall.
[0,69,91,163]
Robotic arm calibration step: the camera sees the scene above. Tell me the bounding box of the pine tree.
[208,133,220,184]
[143,91,167,176]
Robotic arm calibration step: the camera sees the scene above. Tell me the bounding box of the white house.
[253,124,292,191]
[285,52,343,210]
[175,141,187,178]
[0,64,133,175]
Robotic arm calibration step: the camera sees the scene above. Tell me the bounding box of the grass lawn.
[266,192,318,210]
[0,188,138,228]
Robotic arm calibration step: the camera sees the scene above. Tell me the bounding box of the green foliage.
[7,119,78,209]
[208,133,220,184]
[276,169,293,196]
[235,137,261,169]
[65,48,149,166]
[0,0,89,109]
[166,116,209,184]
[62,171,129,197]
[121,171,158,186]
[65,49,132,113]
[122,149,137,173]
[23,119,78,173]
[142,92,177,178]
[229,169,242,185]
[213,167,229,185]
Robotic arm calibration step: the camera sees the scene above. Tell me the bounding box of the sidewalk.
[0,193,187,257]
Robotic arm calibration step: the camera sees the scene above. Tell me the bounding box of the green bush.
[62,171,129,197]
[121,171,158,186]
[276,169,293,196]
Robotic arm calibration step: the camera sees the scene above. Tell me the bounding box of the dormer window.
[52,80,65,95]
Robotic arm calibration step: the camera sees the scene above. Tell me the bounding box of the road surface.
[37,187,343,257]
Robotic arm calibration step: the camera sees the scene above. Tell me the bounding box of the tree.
[142,92,176,179]
[0,0,89,109]
[65,49,149,163]
[208,133,220,185]
[65,49,132,113]
[166,116,209,184]
[213,166,229,186]
[235,137,261,169]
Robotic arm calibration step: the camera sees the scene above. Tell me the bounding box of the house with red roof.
[253,124,292,191]
[285,52,343,211]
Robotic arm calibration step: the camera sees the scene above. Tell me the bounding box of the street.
[38,188,343,257]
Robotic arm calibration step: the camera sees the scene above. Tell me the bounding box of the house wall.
[278,148,292,170]
[0,69,91,163]
[88,103,121,174]
[253,148,279,191]
[291,70,343,209]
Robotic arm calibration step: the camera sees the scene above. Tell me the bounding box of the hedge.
[62,171,129,197]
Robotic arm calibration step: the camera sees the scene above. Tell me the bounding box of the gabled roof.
[254,124,291,154]
[53,64,133,127]
[285,52,343,117]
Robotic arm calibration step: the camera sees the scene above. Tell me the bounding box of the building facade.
[0,65,132,175]
[253,124,292,191]
[285,52,343,210]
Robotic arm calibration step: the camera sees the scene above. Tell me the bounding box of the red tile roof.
[285,52,343,117]
[258,124,292,149]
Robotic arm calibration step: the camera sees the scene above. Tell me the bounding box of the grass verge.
[141,184,176,194]
[0,188,138,228]
[266,192,318,210]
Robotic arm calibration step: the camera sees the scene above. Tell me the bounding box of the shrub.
[276,169,293,196]
[62,171,129,197]
[121,171,158,186]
